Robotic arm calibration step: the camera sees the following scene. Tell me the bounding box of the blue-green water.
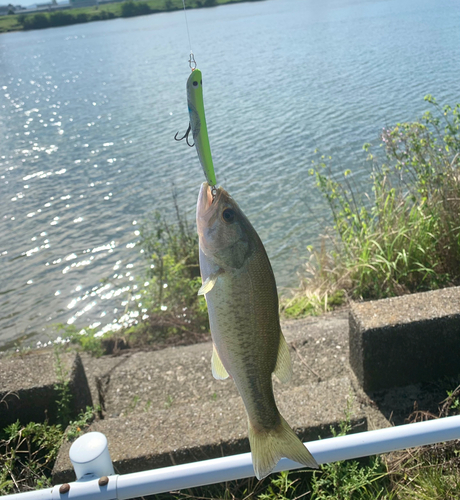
[0,0,459,348]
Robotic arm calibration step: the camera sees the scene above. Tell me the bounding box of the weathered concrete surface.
[0,351,92,428]
[97,311,385,422]
[349,286,460,392]
[53,378,368,483]
[94,312,352,419]
[77,352,131,417]
[53,311,389,483]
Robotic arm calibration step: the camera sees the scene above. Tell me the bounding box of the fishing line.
[181,0,196,69]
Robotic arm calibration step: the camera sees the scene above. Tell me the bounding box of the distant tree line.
[120,0,217,17]
[16,0,262,31]
[17,10,116,30]
[120,1,157,17]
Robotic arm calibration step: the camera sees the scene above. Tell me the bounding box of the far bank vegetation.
[0,0,263,33]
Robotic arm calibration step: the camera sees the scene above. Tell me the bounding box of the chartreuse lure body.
[175,68,217,187]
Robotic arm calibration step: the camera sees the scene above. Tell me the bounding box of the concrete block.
[0,350,92,428]
[349,287,460,392]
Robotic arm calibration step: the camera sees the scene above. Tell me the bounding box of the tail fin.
[248,415,318,480]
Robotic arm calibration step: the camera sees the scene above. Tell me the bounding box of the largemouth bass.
[196,182,318,479]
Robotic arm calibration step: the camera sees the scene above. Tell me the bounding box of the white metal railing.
[4,415,460,500]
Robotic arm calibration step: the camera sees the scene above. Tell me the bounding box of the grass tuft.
[0,406,98,495]
[115,191,209,348]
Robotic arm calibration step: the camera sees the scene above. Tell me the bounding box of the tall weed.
[291,97,460,309]
[123,192,209,344]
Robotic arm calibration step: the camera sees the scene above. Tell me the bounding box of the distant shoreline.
[0,0,264,34]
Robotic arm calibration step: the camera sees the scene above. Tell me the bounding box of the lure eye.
[222,208,236,224]
[193,80,198,87]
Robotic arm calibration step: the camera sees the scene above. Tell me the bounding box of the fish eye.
[222,208,235,223]
[193,80,198,87]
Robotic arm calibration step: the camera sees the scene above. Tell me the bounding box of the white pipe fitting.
[69,432,115,480]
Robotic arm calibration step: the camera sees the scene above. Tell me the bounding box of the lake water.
[1,0,459,349]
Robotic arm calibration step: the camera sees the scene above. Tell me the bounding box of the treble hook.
[174,123,194,147]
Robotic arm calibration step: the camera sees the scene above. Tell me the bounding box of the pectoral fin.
[274,333,292,383]
[211,344,229,380]
[198,270,222,296]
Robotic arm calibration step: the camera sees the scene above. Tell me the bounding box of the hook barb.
[174,123,194,147]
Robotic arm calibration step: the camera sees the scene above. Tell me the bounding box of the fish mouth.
[197,182,223,217]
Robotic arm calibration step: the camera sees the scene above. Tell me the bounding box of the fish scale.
[207,263,280,431]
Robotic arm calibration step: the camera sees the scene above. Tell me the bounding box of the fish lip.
[198,182,223,216]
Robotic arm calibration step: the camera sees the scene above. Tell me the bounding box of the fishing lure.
[175,68,217,187]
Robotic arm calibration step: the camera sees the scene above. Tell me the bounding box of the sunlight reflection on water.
[0,0,459,349]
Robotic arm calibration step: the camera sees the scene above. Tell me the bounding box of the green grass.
[0,407,98,494]
[0,0,264,33]
[0,14,22,32]
[282,96,460,318]
[133,191,209,338]
[107,190,209,348]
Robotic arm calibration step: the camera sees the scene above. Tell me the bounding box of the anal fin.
[211,344,229,380]
[274,332,293,383]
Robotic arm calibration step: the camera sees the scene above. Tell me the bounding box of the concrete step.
[92,312,352,419]
[3,294,459,489]
[52,312,390,483]
[349,286,460,391]
[0,350,92,428]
